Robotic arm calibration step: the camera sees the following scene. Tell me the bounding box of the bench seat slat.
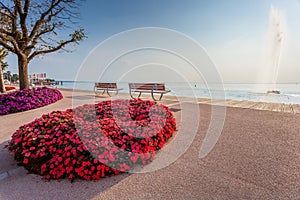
[132,89,171,94]
[95,88,123,91]
[95,83,118,88]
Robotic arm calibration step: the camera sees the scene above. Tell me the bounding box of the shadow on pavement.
[0,140,131,200]
[65,94,114,100]
[0,141,19,174]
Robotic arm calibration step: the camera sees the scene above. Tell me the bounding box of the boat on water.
[267,90,280,94]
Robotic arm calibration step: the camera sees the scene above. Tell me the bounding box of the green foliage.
[11,74,19,83]
[45,78,55,82]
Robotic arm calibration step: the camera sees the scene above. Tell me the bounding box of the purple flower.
[0,87,63,115]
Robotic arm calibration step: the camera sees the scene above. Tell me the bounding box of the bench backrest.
[129,83,166,91]
[95,83,118,88]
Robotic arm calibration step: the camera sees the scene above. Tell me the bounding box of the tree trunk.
[0,67,5,93]
[18,55,29,90]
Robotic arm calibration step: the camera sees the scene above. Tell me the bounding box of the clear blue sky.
[6,0,300,83]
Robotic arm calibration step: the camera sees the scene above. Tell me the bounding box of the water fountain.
[264,5,287,94]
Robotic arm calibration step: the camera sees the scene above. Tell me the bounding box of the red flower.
[68,174,74,179]
[57,157,63,162]
[24,152,31,157]
[130,153,139,163]
[7,99,176,181]
[119,163,130,172]
[23,158,29,164]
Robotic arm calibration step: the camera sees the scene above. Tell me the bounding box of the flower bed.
[5,86,16,92]
[0,87,63,115]
[7,99,176,181]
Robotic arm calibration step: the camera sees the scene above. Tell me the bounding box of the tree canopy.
[0,0,86,89]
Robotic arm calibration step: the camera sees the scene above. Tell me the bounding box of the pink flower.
[7,99,176,181]
[23,158,29,164]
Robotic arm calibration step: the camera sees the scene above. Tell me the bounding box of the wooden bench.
[128,83,171,101]
[94,83,123,96]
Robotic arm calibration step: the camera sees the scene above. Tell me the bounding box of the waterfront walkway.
[1,89,300,199]
[197,98,300,114]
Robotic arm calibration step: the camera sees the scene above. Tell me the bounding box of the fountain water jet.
[258,5,288,94]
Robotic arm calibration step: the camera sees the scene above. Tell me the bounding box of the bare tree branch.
[26,24,56,52]
[0,38,15,53]
[28,28,84,60]
[0,11,14,21]
[12,4,18,34]
[23,0,30,15]
[0,0,86,89]
[28,0,61,41]
[14,0,29,44]
[28,38,73,60]
[0,2,14,17]
[0,28,13,37]
[14,0,23,16]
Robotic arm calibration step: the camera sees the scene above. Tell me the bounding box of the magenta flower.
[0,87,63,115]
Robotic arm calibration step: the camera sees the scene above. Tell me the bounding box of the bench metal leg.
[159,93,163,101]
[130,90,142,99]
[106,88,111,97]
[95,89,106,96]
[151,92,163,101]
[107,89,119,97]
[130,89,135,99]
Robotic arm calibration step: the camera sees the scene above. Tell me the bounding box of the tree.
[11,73,19,83]
[0,47,9,93]
[0,0,85,90]
[5,70,11,81]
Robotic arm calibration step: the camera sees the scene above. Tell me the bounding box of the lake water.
[57,81,300,104]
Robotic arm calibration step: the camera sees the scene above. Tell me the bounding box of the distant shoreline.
[57,88,300,114]
[55,82,300,104]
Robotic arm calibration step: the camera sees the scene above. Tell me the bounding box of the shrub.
[0,87,63,115]
[7,99,176,181]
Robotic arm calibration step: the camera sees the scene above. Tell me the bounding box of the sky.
[5,0,300,83]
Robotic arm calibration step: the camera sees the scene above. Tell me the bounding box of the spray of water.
[264,5,287,84]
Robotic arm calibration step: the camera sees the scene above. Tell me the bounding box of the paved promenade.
[1,89,300,199]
